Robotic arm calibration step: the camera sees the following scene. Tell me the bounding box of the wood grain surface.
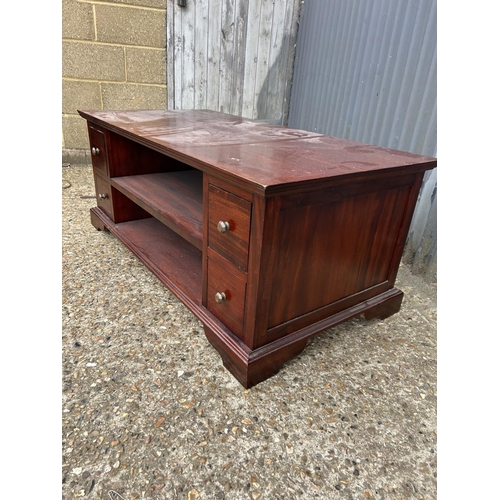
[78,109,437,195]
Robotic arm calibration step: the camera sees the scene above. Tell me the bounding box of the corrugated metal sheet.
[288,0,437,280]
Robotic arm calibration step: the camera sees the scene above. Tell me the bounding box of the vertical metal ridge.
[348,2,382,140]
[341,1,376,139]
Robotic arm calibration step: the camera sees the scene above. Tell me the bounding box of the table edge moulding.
[78,108,437,388]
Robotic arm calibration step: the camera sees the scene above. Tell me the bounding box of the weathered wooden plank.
[194,0,209,109]
[206,0,222,111]
[230,0,249,116]
[241,0,262,118]
[181,1,196,109]
[253,0,275,119]
[281,0,301,125]
[173,2,184,109]
[262,0,287,121]
[169,0,300,121]
[166,0,175,109]
[218,0,236,113]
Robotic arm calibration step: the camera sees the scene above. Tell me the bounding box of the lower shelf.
[90,207,202,311]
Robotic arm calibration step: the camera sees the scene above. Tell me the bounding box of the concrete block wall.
[62,0,166,163]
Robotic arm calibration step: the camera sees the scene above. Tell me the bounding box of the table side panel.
[260,174,418,345]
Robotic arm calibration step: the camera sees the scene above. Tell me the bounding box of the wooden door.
[166,0,301,124]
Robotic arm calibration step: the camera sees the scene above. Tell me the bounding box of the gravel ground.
[62,165,437,500]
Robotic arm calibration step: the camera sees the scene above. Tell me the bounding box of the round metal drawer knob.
[98,193,108,199]
[91,147,100,155]
[215,292,227,303]
[217,221,230,233]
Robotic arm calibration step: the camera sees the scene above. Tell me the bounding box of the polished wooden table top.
[78,109,437,195]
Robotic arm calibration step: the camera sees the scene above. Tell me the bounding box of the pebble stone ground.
[62,165,437,500]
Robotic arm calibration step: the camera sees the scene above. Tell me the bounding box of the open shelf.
[111,169,203,250]
[91,208,202,309]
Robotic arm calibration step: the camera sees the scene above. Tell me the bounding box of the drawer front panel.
[208,184,251,271]
[88,125,108,176]
[94,174,113,219]
[207,251,247,339]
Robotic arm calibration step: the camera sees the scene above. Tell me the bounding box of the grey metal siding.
[288,0,437,280]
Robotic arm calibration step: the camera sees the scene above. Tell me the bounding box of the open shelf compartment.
[111,169,203,250]
[91,207,203,311]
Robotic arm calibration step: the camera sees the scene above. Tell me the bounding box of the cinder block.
[62,0,94,41]
[63,41,125,81]
[95,5,166,48]
[126,48,166,85]
[63,115,92,150]
[101,83,166,109]
[63,80,101,114]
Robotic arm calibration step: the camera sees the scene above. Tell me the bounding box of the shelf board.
[92,208,202,309]
[111,170,203,250]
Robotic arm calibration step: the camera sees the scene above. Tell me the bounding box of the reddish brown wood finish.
[208,184,252,271]
[88,124,109,176]
[78,109,437,195]
[266,180,413,328]
[361,289,404,321]
[90,208,202,306]
[79,109,437,388]
[90,207,108,231]
[111,170,203,249]
[110,187,151,224]
[206,248,247,339]
[106,128,190,177]
[203,323,308,388]
[93,174,113,219]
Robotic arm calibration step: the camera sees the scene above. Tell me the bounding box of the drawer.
[88,125,108,176]
[207,250,247,339]
[94,174,113,219]
[208,184,251,271]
